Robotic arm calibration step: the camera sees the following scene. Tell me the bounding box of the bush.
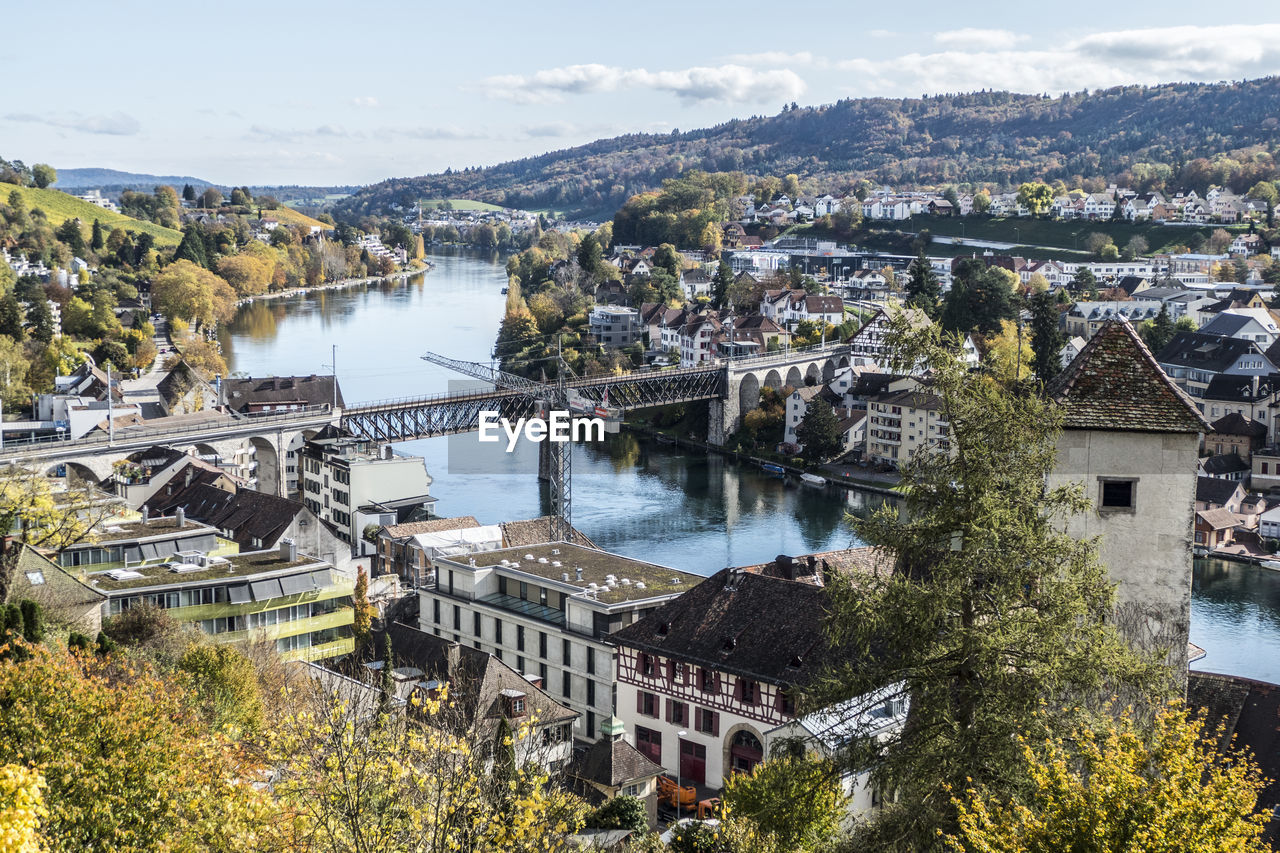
[586,795,648,832]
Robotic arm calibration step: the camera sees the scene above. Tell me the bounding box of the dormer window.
[501,689,527,717]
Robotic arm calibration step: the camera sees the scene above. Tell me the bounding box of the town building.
[79,533,355,662]
[589,306,643,348]
[1046,320,1209,674]
[865,380,949,467]
[609,550,904,805]
[366,621,578,772]
[298,426,435,555]
[418,541,703,743]
[565,716,665,827]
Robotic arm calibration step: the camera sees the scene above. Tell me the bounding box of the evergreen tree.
[808,318,1165,850]
[182,184,197,202]
[352,566,372,645]
[1029,291,1064,383]
[795,397,844,461]
[905,248,941,318]
[576,233,602,279]
[90,219,104,252]
[713,260,733,309]
[174,226,208,268]
[379,632,394,714]
[0,294,26,342]
[24,298,53,344]
[133,232,155,266]
[55,219,86,258]
[1141,303,1176,355]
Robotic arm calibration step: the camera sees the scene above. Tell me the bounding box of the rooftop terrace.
[89,550,326,591]
[77,517,212,544]
[441,542,703,605]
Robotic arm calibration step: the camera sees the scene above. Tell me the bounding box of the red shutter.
[637,691,644,714]
[712,712,720,736]
[665,699,673,723]
[693,708,702,731]
[714,672,722,694]
[753,683,761,705]
[733,679,742,701]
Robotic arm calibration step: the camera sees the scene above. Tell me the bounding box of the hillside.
[264,205,329,230]
[1,184,183,245]
[54,167,214,191]
[336,77,1280,221]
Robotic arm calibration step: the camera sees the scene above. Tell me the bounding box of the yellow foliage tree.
[945,706,1270,853]
[216,254,272,298]
[151,260,237,329]
[0,764,46,853]
[981,319,1033,385]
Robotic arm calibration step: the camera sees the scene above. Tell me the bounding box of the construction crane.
[421,346,589,543]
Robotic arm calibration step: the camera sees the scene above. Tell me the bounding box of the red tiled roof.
[1046,319,1209,433]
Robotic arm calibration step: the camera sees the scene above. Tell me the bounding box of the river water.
[221,249,1280,684]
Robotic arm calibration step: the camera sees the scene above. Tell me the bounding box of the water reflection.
[1191,558,1280,683]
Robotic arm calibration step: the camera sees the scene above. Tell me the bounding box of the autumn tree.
[982,319,1033,385]
[0,466,107,554]
[807,317,1165,850]
[944,706,1269,853]
[353,565,373,644]
[0,763,46,853]
[30,164,55,189]
[177,643,265,738]
[0,645,270,852]
[723,753,848,852]
[151,260,236,329]
[216,253,272,297]
[1015,182,1054,217]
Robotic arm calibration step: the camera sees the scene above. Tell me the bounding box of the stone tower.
[1045,319,1209,681]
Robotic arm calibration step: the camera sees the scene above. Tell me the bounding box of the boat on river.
[761,463,786,476]
[800,473,826,487]
[1262,560,1280,571]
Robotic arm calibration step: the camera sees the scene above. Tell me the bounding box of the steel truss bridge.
[341,365,724,443]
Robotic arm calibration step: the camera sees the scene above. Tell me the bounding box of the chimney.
[775,554,794,580]
[184,466,193,488]
[446,642,461,674]
[280,538,298,561]
[807,555,817,576]
[175,507,185,527]
[574,567,583,581]
[141,505,149,523]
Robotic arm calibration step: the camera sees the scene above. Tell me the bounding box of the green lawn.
[896,214,1245,254]
[420,198,506,212]
[1,184,183,246]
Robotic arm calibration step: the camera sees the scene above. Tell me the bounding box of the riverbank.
[234,262,433,307]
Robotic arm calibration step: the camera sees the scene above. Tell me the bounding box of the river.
[221,249,1280,684]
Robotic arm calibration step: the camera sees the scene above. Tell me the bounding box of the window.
[637,691,659,718]
[698,667,717,693]
[494,619,502,645]
[639,652,656,677]
[539,632,548,658]
[667,700,687,725]
[517,625,525,652]
[778,690,796,716]
[586,711,596,739]
[1264,463,1271,475]
[517,655,525,672]
[695,707,719,735]
[539,662,548,684]
[498,576,508,596]
[586,647,595,675]
[433,599,440,624]
[623,783,642,798]
[562,638,572,666]
[453,605,460,630]
[473,612,482,637]
[562,671,572,698]
[738,678,759,705]
[587,679,596,707]
[1098,478,1137,512]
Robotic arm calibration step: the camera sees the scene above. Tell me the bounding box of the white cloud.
[933,28,1027,49]
[5,111,140,136]
[476,63,805,105]
[351,96,379,108]
[838,23,1280,96]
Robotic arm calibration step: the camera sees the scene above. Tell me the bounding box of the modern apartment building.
[298,427,435,555]
[418,541,702,743]
[82,536,355,662]
[865,381,949,466]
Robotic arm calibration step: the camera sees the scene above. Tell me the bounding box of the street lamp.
[1014,226,1021,245]
[676,729,689,816]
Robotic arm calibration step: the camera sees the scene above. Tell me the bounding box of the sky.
[4,1,1280,187]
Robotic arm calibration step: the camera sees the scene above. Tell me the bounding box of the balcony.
[215,607,355,644]
[283,636,356,663]
[165,582,354,624]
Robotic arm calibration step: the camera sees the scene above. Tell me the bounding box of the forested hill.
[336,77,1280,221]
